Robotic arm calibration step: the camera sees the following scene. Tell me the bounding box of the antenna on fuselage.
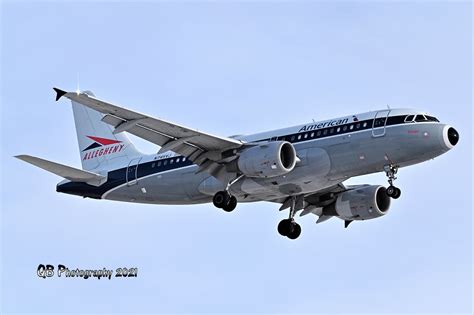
[76,72,80,94]
[386,104,391,109]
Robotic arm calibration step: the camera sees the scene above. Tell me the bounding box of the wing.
[54,88,244,179]
[273,183,370,223]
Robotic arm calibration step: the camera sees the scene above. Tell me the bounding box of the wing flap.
[15,155,106,186]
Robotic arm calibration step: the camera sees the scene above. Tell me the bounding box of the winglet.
[53,87,67,101]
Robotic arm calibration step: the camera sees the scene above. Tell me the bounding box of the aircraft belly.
[104,169,210,204]
[104,124,449,205]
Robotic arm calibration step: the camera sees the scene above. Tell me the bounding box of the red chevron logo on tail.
[86,136,121,146]
[82,135,124,160]
[82,136,122,152]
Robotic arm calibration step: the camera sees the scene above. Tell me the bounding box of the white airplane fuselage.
[57,108,457,205]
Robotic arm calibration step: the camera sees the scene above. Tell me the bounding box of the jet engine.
[237,141,297,178]
[322,185,391,220]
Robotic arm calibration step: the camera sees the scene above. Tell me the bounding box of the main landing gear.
[213,191,237,212]
[384,164,401,199]
[277,196,302,240]
[212,174,244,212]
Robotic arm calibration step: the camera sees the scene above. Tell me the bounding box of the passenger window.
[157,161,162,167]
[349,125,354,130]
[164,160,168,166]
[323,129,328,135]
[363,122,367,128]
[329,128,334,134]
[316,130,321,136]
[374,118,385,127]
[291,136,295,141]
[170,159,174,164]
[297,135,302,140]
[343,125,347,131]
[152,163,155,168]
[304,133,308,139]
[336,127,341,132]
[356,123,360,129]
[310,132,314,138]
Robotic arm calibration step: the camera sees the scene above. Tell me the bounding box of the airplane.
[15,88,459,239]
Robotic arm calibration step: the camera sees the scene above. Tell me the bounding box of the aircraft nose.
[447,127,459,146]
[442,125,459,149]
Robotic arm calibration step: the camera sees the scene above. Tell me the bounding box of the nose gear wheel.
[384,164,401,199]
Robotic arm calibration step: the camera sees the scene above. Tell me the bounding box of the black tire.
[213,191,230,209]
[277,219,292,236]
[392,187,401,199]
[287,223,301,240]
[222,196,237,212]
[386,185,396,197]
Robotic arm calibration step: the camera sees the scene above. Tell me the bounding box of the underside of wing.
[273,183,348,209]
[272,182,385,228]
[54,88,245,180]
[272,183,366,221]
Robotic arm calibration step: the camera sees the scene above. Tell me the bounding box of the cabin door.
[126,157,141,186]
[372,110,390,137]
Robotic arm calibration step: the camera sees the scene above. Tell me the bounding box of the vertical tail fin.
[70,91,142,171]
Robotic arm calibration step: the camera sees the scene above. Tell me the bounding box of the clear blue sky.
[1,1,472,313]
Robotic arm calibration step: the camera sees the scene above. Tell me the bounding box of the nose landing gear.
[384,164,401,199]
[277,196,302,239]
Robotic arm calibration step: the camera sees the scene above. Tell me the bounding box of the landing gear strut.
[212,174,244,212]
[384,164,401,199]
[277,196,302,240]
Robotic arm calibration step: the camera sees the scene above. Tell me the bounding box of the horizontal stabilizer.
[15,155,106,186]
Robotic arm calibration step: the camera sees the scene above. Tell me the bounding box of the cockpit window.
[425,115,439,122]
[415,114,428,122]
[404,115,415,123]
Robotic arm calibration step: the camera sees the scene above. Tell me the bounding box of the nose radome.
[441,125,458,150]
[447,127,459,146]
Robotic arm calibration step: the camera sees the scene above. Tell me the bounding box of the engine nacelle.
[323,185,391,220]
[237,141,297,178]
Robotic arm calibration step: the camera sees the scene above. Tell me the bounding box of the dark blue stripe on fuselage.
[56,157,194,198]
[56,115,412,198]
